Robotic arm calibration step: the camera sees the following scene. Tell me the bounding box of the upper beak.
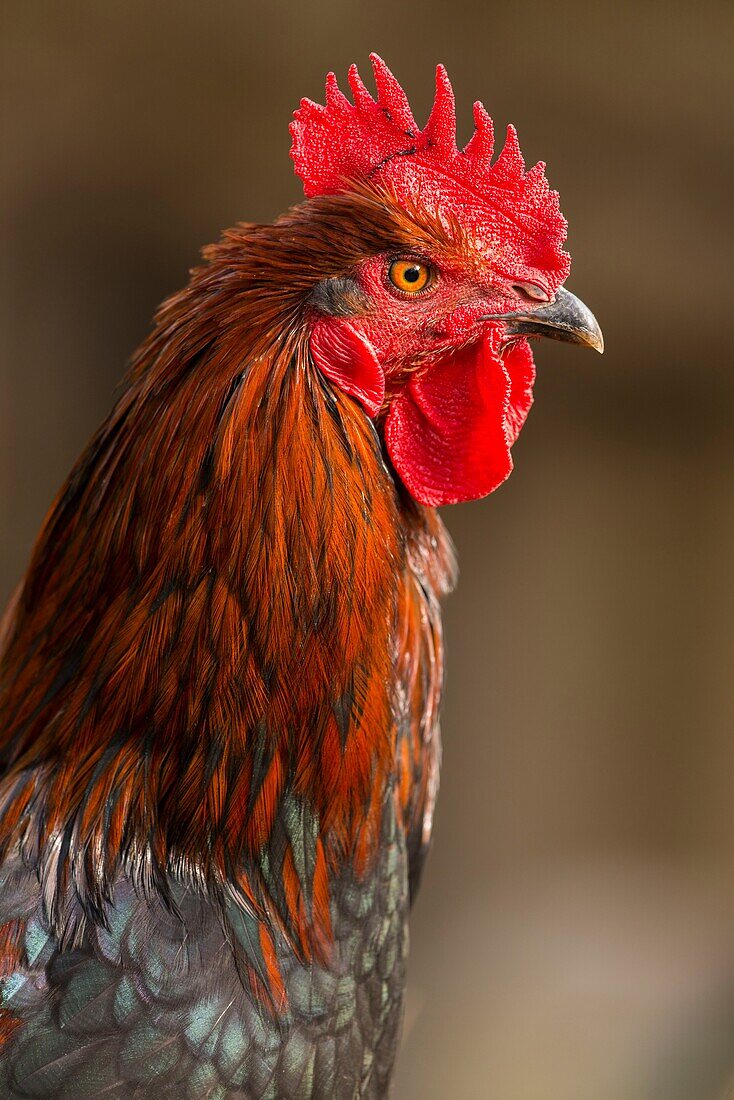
[485,286,604,354]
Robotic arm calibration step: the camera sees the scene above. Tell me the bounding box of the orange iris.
[388,259,433,294]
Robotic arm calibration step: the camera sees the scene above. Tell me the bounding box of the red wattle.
[499,338,535,446]
[385,336,535,507]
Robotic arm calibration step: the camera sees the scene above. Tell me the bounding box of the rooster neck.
[0,272,455,964]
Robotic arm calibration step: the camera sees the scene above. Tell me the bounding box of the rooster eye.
[388,259,433,295]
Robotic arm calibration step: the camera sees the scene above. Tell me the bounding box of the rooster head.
[290,55,602,507]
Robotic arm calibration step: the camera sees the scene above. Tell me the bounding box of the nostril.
[511,281,550,305]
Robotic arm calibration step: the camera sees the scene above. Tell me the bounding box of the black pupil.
[404,266,421,283]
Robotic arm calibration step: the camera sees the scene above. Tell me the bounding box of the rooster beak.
[486,287,604,354]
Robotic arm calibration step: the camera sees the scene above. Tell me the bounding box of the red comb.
[290,55,570,279]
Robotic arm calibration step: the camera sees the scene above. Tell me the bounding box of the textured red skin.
[290,56,568,276]
[385,337,534,506]
[291,55,571,506]
[310,318,385,416]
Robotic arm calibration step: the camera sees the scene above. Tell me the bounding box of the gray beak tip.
[492,286,604,356]
[588,325,604,355]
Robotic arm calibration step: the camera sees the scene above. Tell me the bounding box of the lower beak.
[486,286,604,353]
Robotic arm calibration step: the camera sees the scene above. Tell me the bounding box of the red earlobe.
[310,319,385,417]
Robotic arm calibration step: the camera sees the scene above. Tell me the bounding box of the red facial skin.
[294,55,571,507]
[311,251,548,507]
[355,252,550,370]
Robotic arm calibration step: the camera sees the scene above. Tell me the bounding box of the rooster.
[0,56,601,1098]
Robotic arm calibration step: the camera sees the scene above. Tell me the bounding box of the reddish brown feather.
[0,184,455,974]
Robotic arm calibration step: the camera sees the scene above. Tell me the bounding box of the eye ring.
[387,258,435,296]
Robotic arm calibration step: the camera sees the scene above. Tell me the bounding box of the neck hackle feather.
[0,191,455,1003]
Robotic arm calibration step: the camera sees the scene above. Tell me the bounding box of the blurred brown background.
[1,2,733,1097]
